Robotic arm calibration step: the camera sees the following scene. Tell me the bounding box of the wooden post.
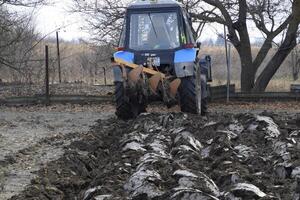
[56,31,61,83]
[103,67,107,85]
[228,44,231,99]
[224,25,231,103]
[94,65,97,84]
[45,45,50,105]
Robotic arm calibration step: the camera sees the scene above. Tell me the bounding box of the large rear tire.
[201,98,208,116]
[179,76,201,114]
[115,81,146,120]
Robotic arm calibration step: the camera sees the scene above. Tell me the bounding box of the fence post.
[45,45,50,105]
[56,31,62,83]
[103,67,107,85]
[227,44,231,101]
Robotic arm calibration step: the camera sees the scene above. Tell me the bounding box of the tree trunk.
[236,37,255,92]
[240,51,255,92]
[233,15,255,92]
[253,20,299,92]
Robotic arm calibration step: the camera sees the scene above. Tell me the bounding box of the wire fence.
[0,40,114,99]
[1,42,300,101]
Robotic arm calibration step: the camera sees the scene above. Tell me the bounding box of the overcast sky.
[14,0,224,42]
[30,0,89,41]
[10,0,270,43]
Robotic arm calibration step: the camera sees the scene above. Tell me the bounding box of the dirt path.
[0,107,114,200]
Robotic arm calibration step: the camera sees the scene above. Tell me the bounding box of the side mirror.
[196,42,201,49]
[199,55,212,82]
[111,57,115,63]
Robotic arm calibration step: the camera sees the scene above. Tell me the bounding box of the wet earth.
[3,106,300,200]
[0,105,114,200]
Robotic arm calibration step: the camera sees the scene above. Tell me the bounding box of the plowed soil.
[4,105,299,200]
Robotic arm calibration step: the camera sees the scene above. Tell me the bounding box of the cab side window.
[118,20,126,47]
[182,10,195,44]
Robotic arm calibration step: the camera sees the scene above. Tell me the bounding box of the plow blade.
[149,73,162,94]
[128,66,143,83]
[115,57,181,104]
[169,78,181,98]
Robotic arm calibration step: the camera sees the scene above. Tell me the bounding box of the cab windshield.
[129,12,180,50]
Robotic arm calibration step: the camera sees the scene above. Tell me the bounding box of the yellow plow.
[113,58,181,102]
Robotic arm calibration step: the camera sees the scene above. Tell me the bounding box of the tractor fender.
[174,62,195,77]
[114,51,134,63]
[112,66,123,82]
[174,48,197,78]
[113,51,134,82]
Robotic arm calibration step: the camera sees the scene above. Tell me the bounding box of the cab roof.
[128,0,182,9]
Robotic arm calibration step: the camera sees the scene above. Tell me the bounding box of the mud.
[8,111,300,200]
[0,110,113,200]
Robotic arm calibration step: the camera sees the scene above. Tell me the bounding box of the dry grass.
[201,45,300,92]
[210,78,300,92]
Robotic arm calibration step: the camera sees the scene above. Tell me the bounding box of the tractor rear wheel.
[201,98,208,115]
[115,81,146,120]
[179,60,207,114]
[179,76,201,114]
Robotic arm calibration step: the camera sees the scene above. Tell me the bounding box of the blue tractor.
[112,0,212,119]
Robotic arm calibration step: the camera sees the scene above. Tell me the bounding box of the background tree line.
[0,0,43,82]
[71,0,300,92]
[0,0,113,85]
[0,0,300,93]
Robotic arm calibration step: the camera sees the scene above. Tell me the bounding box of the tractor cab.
[112,0,212,120]
[117,0,196,72]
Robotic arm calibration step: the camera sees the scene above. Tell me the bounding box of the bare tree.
[0,0,46,7]
[0,9,37,77]
[175,0,300,91]
[0,0,47,82]
[291,36,300,80]
[77,44,113,84]
[71,0,300,92]
[72,0,127,45]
